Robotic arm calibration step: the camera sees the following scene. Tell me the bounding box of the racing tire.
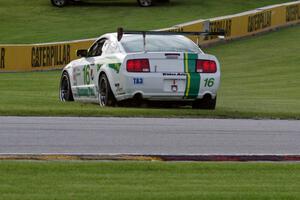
[98,74,116,107]
[60,72,74,102]
[192,95,216,110]
[137,0,155,7]
[51,0,68,7]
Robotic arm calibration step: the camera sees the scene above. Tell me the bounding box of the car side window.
[102,40,119,55]
[88,38,107,57]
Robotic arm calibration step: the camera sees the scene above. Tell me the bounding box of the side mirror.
[76,49,88,57]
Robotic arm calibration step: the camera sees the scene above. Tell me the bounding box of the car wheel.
[60,72,74,102]
[192,95,216,110]
[137,0,154,7]
[51,0,68,7]
[98,74,116,107]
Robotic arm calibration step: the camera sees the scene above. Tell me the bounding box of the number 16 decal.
[204,78,215,87]
[83,65,90,85]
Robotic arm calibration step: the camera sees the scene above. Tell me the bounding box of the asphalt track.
[0,116,299,155]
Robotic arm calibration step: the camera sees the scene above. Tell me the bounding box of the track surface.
[0,117,299,155]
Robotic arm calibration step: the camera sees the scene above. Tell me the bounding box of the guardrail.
[0,1,299,72]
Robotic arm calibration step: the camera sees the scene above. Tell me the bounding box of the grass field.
[0,0,295,44]
[1,161,300,200]
[0,25,299,119]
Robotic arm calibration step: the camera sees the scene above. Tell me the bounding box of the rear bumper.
[114,72,219,101]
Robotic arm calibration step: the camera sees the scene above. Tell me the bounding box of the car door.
[75,38,107,101]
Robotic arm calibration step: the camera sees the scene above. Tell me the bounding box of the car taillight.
[196,60,217,73]
[127,59,150,72]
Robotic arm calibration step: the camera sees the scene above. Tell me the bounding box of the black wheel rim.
[139,0,152,6]
[99,77,107,106]
[60,76,69,101]
[53,0,66,6]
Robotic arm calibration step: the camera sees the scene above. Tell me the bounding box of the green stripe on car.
[184,53,200,99]
[77,87,96,97]
[108,63,121,73]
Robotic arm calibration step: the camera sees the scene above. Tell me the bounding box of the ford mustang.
[59,28,223,109]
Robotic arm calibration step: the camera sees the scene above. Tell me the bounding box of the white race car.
[59,28,223,109]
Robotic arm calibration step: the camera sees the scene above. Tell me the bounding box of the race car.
[51,0,169,7]
[59,28,223,109]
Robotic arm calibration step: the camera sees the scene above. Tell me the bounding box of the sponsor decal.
[72,68,81,86]
[133,77,143,85]
[248,11,272,33]
[31,44,70,68]
[208,19,232,40]
[184,53,200,99]
[72,68,77,86]
[115,83,124,94]
[77,87,96,97]
[0,48,5,69]
[286,4,300,22]
[163,72,186,76]
[108,63,121,73]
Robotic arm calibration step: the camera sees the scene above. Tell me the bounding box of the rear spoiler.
[117,27,225,42]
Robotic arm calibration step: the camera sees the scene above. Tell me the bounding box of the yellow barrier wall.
[170,1,300,44]
[0,40,94,72]
[1,1,299,72]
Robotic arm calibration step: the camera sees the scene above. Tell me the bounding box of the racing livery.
[60,28,222,109]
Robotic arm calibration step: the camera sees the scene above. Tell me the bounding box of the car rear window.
[121,35,202,53]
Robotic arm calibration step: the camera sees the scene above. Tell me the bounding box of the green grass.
[0,25,299,119]
[205,25,300,119]
[0,161,300,200]
[0,0,295,44]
